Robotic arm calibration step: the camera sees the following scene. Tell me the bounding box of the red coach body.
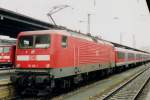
[115,47,150,67]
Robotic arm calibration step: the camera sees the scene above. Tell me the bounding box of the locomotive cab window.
[62,36,68,48]
[19,35,50,49]
[19,36,33,49]
[35,35,50,48]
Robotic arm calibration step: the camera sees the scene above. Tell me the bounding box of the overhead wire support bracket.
[47,5,73,26]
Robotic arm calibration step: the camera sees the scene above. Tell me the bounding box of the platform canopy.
[0,8,59,38]
[146,0,150,12]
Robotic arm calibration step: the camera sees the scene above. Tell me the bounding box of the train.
[0,45,16,67]
[10,29,150,96]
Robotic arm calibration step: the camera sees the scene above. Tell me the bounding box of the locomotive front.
[16,34,51,69]
[11,31,56,95]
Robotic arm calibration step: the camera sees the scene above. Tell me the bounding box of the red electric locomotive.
[0,45,16,67]
[12,30,115,95]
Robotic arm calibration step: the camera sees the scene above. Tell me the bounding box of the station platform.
[0,68,14,99]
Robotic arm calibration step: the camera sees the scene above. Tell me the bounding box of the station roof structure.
[146,0,150,12]
[0,7,59,38]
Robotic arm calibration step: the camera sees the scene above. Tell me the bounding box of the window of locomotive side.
[3,47,10,53]
[62,36,68,48]
[18,36,34,49]
[35,35,50,48]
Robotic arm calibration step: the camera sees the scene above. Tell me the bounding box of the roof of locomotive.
[19,29,114,47]
[19,30,71,36]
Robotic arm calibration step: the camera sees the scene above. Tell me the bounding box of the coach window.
[4,47,10,53]
[62,36,68,48]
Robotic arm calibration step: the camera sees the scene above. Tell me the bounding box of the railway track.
[0,68,15,75]
[95,64,150,100]
[136,77,150,100]
[0,67,12,70]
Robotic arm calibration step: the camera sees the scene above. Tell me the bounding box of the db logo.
[30,55,36,61]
